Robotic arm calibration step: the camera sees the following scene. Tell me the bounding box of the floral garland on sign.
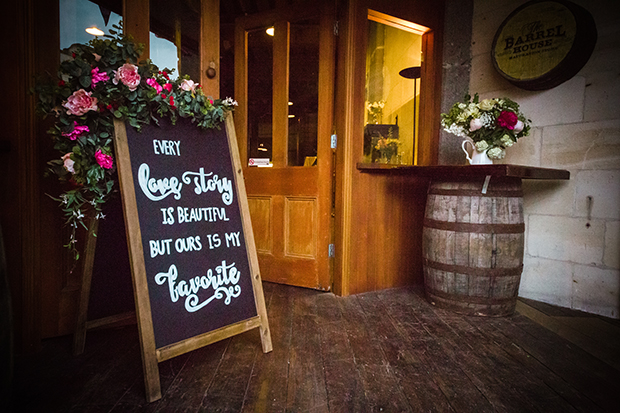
[441,93,531,159]
[35,24,237,259]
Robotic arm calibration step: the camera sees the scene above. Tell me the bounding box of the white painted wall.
[470,0,620,318]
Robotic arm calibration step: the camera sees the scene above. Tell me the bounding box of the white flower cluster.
[480,112,494,128]
[443,123,468,137]
[223,97,238,107]
[475,140,489,152]
[487,147,505,159]
[456,103,479,123]
[500,134,515,147]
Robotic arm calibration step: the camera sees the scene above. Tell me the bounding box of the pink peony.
[91,67,109,86]
[62,153,75,173]
[146,77,162,94]
[113,63,140,91]
[63,89,98,116]
[95,150,113,169]
[62,121,90,141]
[497,110,518,130]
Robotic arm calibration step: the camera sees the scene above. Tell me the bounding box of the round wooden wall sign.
[491,0,597,90]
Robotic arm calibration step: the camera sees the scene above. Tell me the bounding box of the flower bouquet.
[441,93,531,161]
[34,23,237,259]
[372,127,400,164]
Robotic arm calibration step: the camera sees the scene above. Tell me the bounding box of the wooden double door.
[234,1,336,290]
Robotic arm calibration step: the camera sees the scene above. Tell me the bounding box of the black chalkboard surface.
[113,115,271,402]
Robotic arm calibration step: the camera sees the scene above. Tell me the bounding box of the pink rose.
[180,79,197,92]
[95,150,113,169]
[146,78,162,94]
[63,89,98,116]
[62,153,75,173]
[113,63,140,91]
[91,67,109,86]
[469,118,483,132]
[497,111,518,130]
[513,120,524,133]
[62,121,90,141]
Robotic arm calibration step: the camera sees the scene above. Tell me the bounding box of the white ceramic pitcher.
[462,139,493,165]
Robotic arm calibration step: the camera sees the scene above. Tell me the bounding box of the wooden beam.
[272,20,290,167]
[200,0,220,98]
[123,0,150,60]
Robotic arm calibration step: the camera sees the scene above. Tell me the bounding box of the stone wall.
[467,0,620,318]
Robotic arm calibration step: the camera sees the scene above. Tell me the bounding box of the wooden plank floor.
[9,282,620,412]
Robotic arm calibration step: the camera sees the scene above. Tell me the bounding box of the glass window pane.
[288,18,319,167]
[247,27,274,164]
[60,0,122,57]
[364,19,422,165]
[150,0,200,81]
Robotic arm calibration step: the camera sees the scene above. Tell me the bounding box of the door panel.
[235,1,334,290]
[247,197,272,253]
[285,197,317,258]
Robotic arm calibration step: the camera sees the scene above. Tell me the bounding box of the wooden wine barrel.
[422,177,525,316]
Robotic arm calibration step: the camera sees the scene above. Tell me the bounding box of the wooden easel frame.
[73,217,137,356]
[93,114,273,402]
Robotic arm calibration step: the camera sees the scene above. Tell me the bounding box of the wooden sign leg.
[140,337,162,402]
[73,216,99,356]
[255,281,273,354]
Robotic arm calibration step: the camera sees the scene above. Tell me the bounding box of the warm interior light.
[266,27,275,36]
[288,114,295,118]
[86,26,105,36]
[288,101,293,106]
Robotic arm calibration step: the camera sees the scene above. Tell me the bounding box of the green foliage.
[34,23,237,259]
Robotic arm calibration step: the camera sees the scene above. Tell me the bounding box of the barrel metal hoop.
[428,188,524,198]
[423,218,525,234]
[424,258,523,278]
[426,288,517,304]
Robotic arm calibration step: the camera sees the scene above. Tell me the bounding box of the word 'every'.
[153,139,181,156]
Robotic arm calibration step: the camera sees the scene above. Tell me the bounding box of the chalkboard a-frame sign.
[113,115,272,402]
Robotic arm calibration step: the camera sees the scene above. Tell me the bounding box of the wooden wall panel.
[347,173,429,295]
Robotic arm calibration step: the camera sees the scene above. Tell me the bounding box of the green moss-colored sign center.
[493,1,577,80]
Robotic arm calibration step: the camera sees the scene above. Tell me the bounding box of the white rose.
[479,99,495,111]
[469,118,483,132]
